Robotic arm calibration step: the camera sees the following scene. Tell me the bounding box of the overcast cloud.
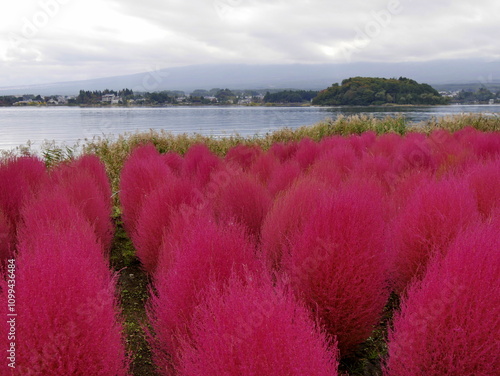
[1,0,499,87]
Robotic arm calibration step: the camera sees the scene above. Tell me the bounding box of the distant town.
[0,78,499,107]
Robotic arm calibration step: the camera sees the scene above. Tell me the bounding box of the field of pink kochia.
[0,126,499,375]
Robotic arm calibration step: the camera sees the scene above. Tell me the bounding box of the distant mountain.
[1,60,499,96]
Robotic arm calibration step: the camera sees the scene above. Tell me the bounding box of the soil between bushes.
[110,217,157,376]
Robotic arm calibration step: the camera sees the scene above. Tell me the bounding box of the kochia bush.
[389,176,480,292]
[181,144,222,189]
[266,160,301,197]
[225,144,262,171]
[148,214,259,373]
[248,152,280,185]
[384,221,500,376]
[69,154,113,206]
[466,157,500,219]
[294,137,320,170]
[0,209,13,261]
[178,273,339,376]
[17,186,108,260]
[162,151,184,176]
[282,179,390,355]
[261,177,329,271]
[0,156,47,237]
[119,144,173,233]
[269,141,298,163]
[212,172,272,240]
[51,163,114,251]
[132,177,194,273]
[1,206,128,375]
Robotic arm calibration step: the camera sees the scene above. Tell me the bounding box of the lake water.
[0,105,499,151]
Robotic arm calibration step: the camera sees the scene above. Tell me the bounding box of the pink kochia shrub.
[266,160,301,197]
[225,144,262,171]
[261,177,329,270]
[70,154,113,205]
[178,273,339,376]
[309,144,357,185]
[389,176,480,293]
[51,160,114,250]
[132,177,194,273]
[0,156,47,241]
[148,214,259,373]
[181,144,222,189]
[1,200,128,375]
[17,187,106,260]
[294,137,320,169]
[0,209,13,261]
[248,152,280,185]
[384,222,500,376]
[282,179,390,355]
[466,157,500,219]
[162,151,184,176]
[119,144,173,233]
[212,171,272,240]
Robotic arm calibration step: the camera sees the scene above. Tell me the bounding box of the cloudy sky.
[1,0,499,87]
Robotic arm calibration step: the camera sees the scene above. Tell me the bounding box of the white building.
[102,94,121,104]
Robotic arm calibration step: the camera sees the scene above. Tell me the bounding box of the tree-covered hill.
[313,77,448,106]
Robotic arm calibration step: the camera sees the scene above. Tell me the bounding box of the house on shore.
[101,94,121,104]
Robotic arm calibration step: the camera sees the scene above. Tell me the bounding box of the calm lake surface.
[0,105,499,151]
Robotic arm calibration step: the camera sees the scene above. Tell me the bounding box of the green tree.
[313,77,447,106]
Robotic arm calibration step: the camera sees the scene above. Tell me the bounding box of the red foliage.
[178,272,339,376]
[248,152,280,185]
[212,172,272,240]
[269,141,298,162]
[162,151,184,176]
[466,157,500,219]
[51,162,114,251]
[181,144,222,189]
[454,127,500,160]
[471,131,500,160]
[389,169,433,214]
[70,154,113,206]
[0,209,13,261]
[393,132,436,175]
[119,144,173,233]
[385,221,500,376]
[309,144,357,185]
[318,135,351,155]
[1,208,128,375]
[261,177,329,270]
[428,129,477,174]
[0,156,47,235]
[369,132,402,158]
[389,176,480,293]
[267,160,302,197]
[282,179,390,355]
[225,144,262,171]
[350,154,393,192]
[132,177,195,273]
[348,131,376,156]
[17,186,106,259]
[147,214,259,373]
[295,137,320,170]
